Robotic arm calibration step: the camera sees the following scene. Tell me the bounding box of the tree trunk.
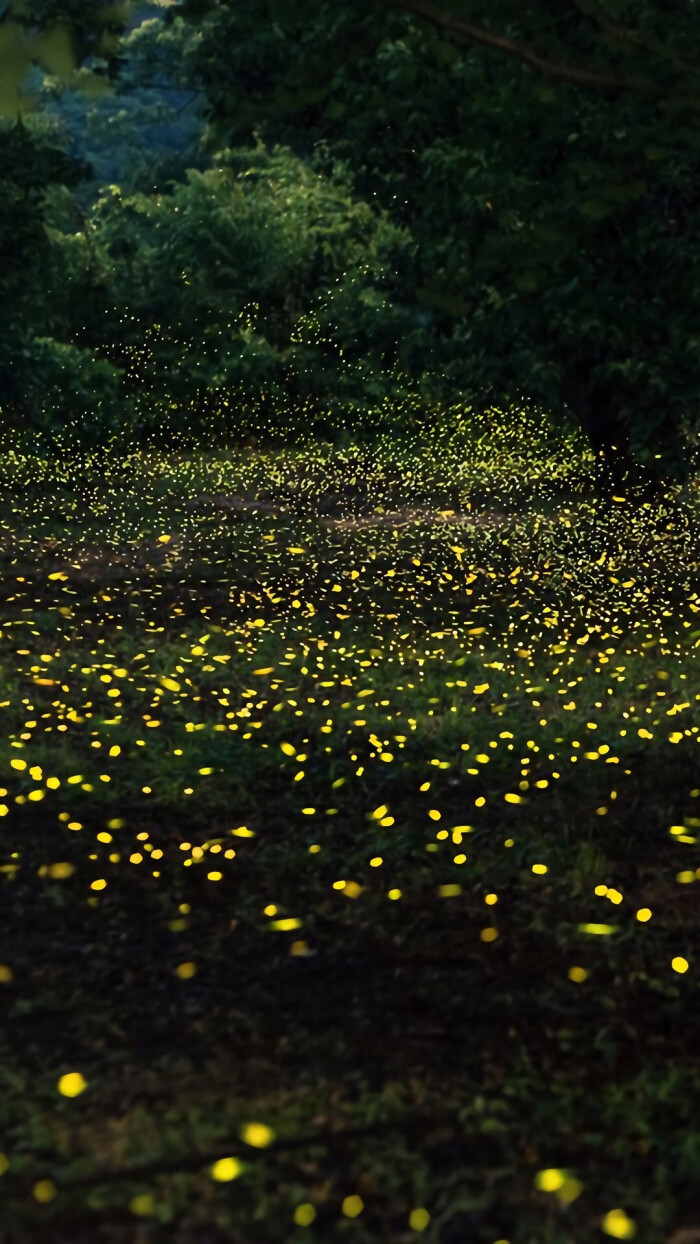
[558,366,674,503]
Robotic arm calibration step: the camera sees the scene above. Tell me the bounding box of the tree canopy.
[1,0,699,486]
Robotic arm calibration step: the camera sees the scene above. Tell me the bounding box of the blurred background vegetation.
[0,0,698,489]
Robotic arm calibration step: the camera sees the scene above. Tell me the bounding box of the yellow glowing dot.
[409,1207,430,1231]
[130,1193,154,1216]
[439,884,461,897]
[480,927,498,942]
[309,843,321,853]
[264,904,278,916]
[210,1156,243,1181]
[241,1121,275,1148]
[58,1071,87,1098]
[207,871,223,881]
[370,856,383,867]
[485,893,498,905]
[636,908,652,922]
[48,862,74,879]
[388,888,401,900]
[672,956,689,974]
[33,1180,57,1203]
[90,878,106,891]
[175,961,197,979]
[342,1195,364,1218]
[109,746,121,757]
[568,966,588,982]
[504,792,522,804]
[601,1207,636,1238]
[535,1168,566,1192]
[293,1203,317,1226]
[428,809,441,821]
[10,759,26,771]
[532,863,547,875]
[67,821,82,832]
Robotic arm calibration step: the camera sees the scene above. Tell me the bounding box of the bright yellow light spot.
[672,956,689,974]
[48,862,74,879]
[428,809,441,821]
[409,1207,430,1231]
[636,908,652,922]
[485,893,498,905]
[90,878,106,891]
[601,1207,636,1238]
[372,804,389,820]
[342,1195,364,1218]
[10,759,26,770]
[568,966,588,982]
[157,533,171,544]
[241,1121,275,1148]
[210,1157,243,1181]
[535,1168,566,1192]
[480,927,498,942]
[579,923,617,935]
[294,1203,317,1226]
[176,961,197,979]
[370,856,383,867]
[532,863,547,875]
[58,1071,87,1097]
[504,793,522,804]
[269,917,302,930]
[388,888,401,900]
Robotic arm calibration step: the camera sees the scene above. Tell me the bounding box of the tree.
[160,0,700,493]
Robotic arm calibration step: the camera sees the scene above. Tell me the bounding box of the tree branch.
[382,0,648,93]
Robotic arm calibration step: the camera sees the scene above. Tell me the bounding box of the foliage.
[160,0,700,485]
[0,117,94,428]
[56,137,425,441]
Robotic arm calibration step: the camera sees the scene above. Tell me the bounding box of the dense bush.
[49,136,432,443]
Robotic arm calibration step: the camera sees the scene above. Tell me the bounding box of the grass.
[1,408,700,1243]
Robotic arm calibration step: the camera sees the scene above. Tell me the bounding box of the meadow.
[1,407,700,1244]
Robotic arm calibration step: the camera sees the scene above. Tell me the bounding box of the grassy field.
[1,409,700,1243]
